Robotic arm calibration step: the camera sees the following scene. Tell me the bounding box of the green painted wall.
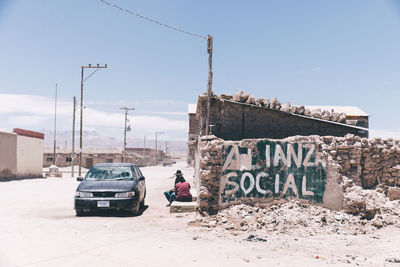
[220,140,327,203]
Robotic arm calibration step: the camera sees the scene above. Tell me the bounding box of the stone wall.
[196,95,368,140]
[195,135,400,213]
[319,135,400,189]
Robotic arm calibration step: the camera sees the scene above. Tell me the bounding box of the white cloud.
[7,115,49,126]
[84,108,187,132]
[0,93,71,116]
[0,93,188,140]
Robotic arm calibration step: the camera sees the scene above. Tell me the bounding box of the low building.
[0,128,44,180]
[44,148,124,168]
[43,147,165,168]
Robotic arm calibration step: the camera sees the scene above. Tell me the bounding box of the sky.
[0,0,400,143]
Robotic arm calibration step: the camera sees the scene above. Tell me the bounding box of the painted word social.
[220,140,327,203]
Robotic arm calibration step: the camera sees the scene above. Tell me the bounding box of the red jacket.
[175,181,192,200]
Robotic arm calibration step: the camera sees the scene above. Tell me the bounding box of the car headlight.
[115,191,135,198]
[75,191,93,198]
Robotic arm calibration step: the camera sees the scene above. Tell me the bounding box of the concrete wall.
[16,135,44,178]
[0,131,17,179]
[197,96,368,140]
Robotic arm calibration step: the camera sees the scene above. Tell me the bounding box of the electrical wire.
[99,0,207,40]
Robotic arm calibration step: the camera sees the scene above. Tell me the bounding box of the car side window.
[136,167,143,178]
[131,166,138,179]
[133,167,141,179]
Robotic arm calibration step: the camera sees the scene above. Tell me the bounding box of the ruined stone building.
[196,93,369,140]
[187,92,400,216]
[188,92,369,165]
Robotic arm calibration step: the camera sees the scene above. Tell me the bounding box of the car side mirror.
[76,177,83,181]
[139,176,145,181]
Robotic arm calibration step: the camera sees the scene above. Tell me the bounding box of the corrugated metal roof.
[188,104,197,114]
[304,105,369,116]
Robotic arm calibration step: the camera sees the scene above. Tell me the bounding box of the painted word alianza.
[220,141,327,203]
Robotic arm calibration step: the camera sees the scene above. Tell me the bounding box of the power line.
[98,0,207,40]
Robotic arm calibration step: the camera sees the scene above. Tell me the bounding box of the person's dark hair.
[179,176,185,183]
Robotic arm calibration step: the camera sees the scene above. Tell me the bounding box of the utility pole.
[71,96,76,177]
[143,135,146,157]
[79,64,108,176]
[120,107,134,162]
[155,131,164,165]
[205,34,213,136]
[53,83,57,165]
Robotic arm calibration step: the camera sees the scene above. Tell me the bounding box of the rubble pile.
[193,186,400,236]
[219,91,348,124]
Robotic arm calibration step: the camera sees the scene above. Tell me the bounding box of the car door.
[134,166,145,200]
[138,167,146,200]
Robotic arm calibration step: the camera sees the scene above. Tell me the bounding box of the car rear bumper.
[74,197,139,212]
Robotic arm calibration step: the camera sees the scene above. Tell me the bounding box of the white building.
[0,128,44,180]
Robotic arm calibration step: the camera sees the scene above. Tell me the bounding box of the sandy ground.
[1,160,400,267]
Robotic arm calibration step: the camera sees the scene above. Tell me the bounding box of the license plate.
[97,201,110,207]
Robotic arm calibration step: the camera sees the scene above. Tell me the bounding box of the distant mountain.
[42,130,188,153]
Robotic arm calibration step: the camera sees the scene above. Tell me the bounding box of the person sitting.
[164,170,192,206]
[164,170,185,206]
[173,170,185,184]
[174,176,192,203]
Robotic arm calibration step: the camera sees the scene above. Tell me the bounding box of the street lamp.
[78,64,108,176]
[155,131,164,165]
[120,107,134,163]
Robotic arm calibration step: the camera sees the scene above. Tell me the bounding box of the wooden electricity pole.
[155,131,164,165]
[143,135,146,156]
[205,34,213,136]
[79,64,108,176]
[71,96,76,176]
[120,107,134,162]
[53,83,57,165]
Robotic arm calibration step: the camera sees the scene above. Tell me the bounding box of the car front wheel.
[75,209,85,216]
[140,198,145,210]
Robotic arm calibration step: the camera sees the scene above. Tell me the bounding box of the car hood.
[77,180,136,192]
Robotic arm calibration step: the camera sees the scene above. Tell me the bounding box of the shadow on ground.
[78,205,149,218]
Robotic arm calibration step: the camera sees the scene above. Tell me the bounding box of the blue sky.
[0,0,400,142]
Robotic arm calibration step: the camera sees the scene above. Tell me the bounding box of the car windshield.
[85,166,134,180]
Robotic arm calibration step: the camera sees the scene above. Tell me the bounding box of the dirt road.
[0,160,399,267]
